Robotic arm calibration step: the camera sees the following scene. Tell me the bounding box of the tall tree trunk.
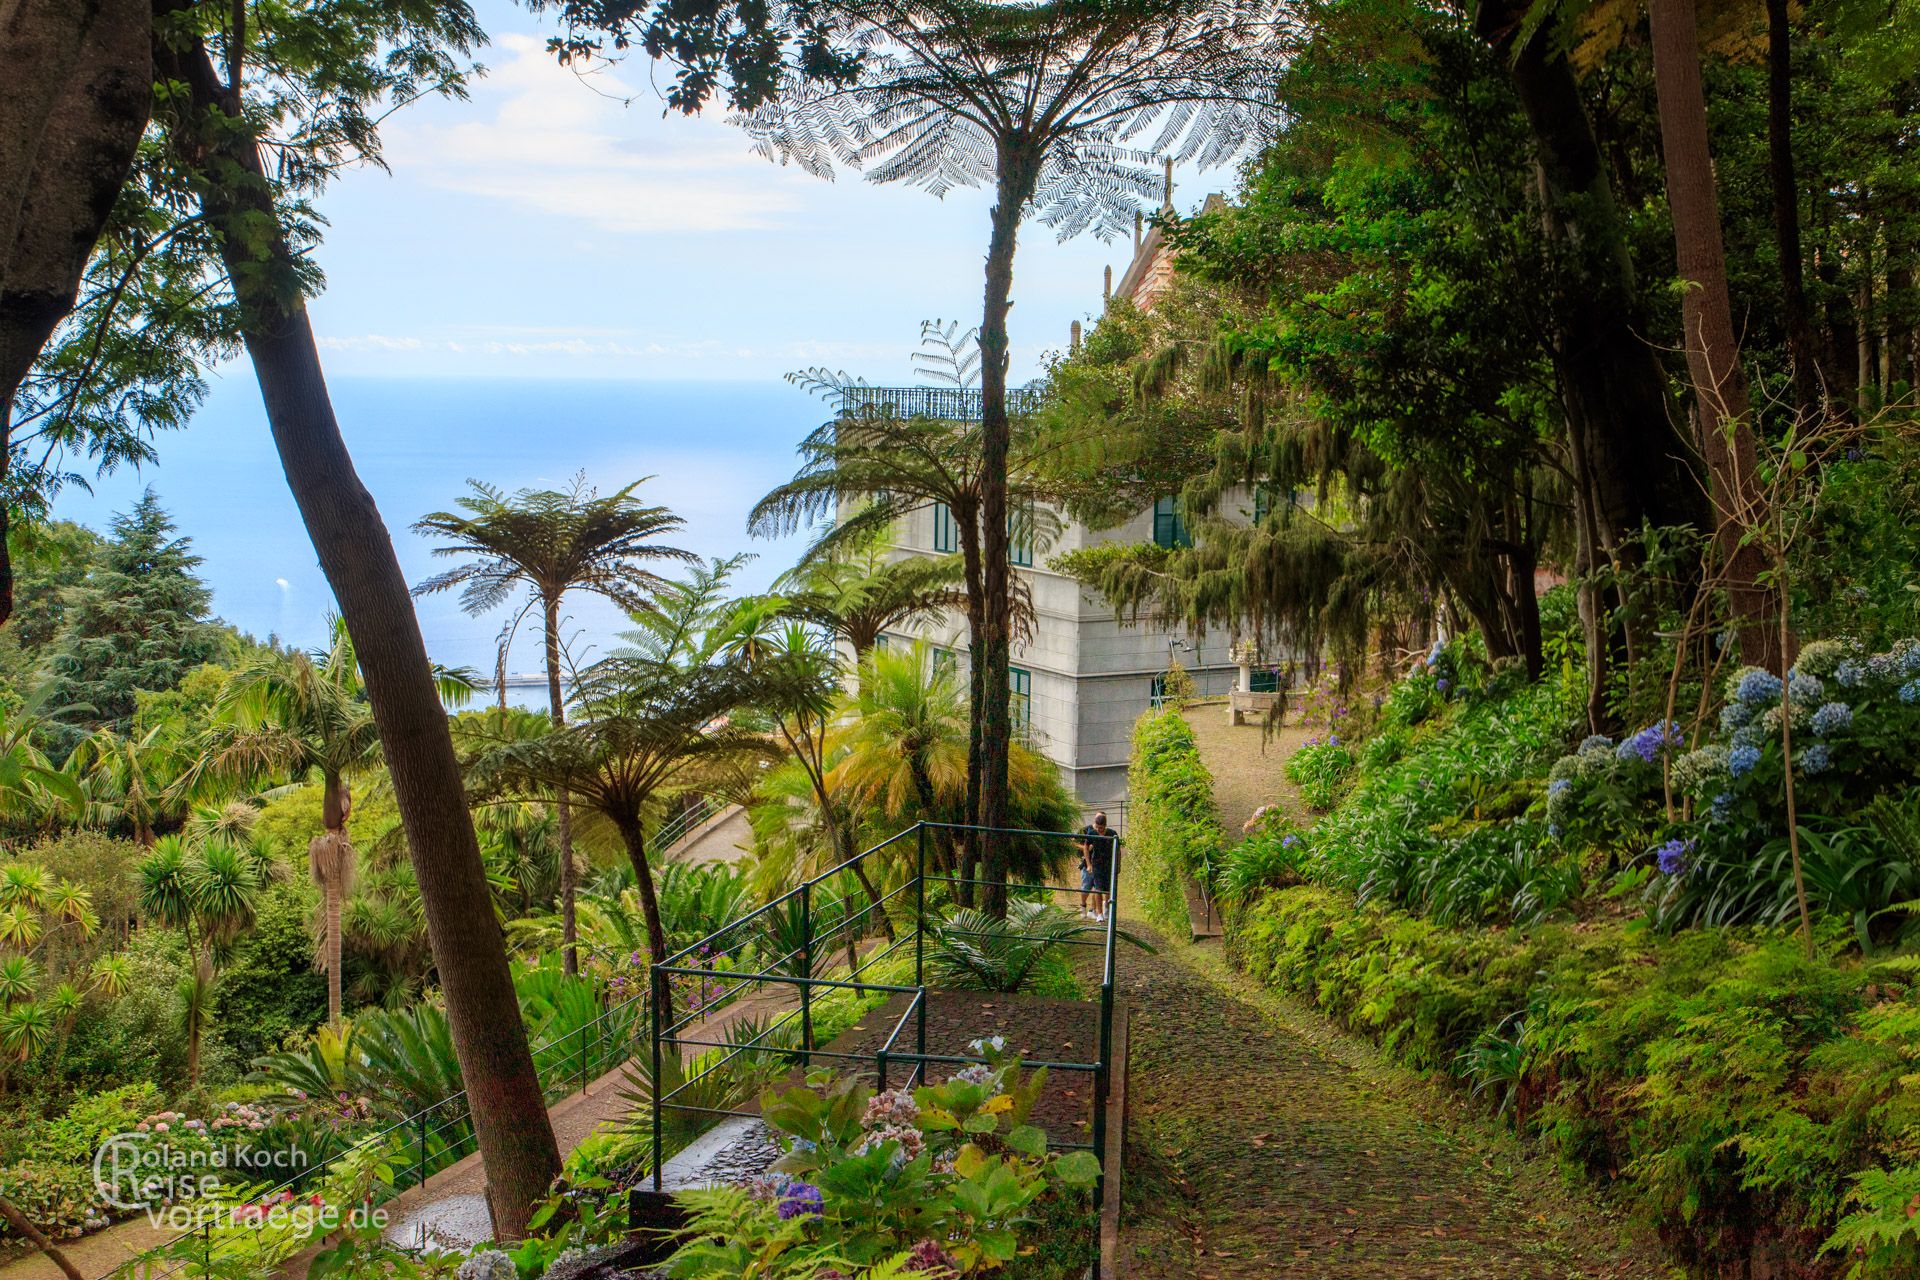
[1649,0,1784,671]
[542,596,578,977]
[975,154,1041,919]
[1764,0,1820,415]
[954,497,985,908]
[153,24,561,1236]
[0,0,151,627]
[1475,0,1708,727]
[613,813,673,1024]
[316,772,351,1029]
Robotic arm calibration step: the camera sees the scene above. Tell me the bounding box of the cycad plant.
[929,899,1151,994]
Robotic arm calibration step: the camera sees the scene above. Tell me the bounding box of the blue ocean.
[51,374,818,677]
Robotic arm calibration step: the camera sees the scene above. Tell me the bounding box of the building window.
[1149,672,1169,708]
[873,633,893,653]
[1249,667,1281,693]
[1252,485,1270,525]
[931,645,956,677]
[1152,496,1191,549]
[1008,504,1033,567]
[932,501,958,553]
[1010,666,1032,732]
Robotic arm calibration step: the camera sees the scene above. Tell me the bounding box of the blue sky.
[49,0,1227,670]
[302,1,1182,383]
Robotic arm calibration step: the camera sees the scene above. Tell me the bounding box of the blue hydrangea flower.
[1735,669,1784,705]
[1548,778,1573,796]
[777,1182,824,1220]
[1728,744,1762,777]
[1834,659,1867,689]
[1710,792,1734,822]
[1426,639,1444,667]
[1654,838,1693,876]
[1898,642,1920,677]
[1618,721,1683,763]
[1731,723,1767,751]
[1797,743,1832,775]
[1579,735,1613,754]
[1788,671,1825,703]
[1810,702,1853,736]
[1901,679,1920,705]
[1720,702,1756,733]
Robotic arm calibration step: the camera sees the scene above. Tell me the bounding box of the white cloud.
[384,35,806,234]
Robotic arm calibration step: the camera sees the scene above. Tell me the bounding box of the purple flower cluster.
[776,1181,824,1220]
[1654,838,1694,876]
[903,1238,960,1275]
[1617,720,1683,764]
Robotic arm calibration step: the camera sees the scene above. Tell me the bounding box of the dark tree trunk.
[975,152,1041,919]
[1649,0,1784,670]
[154,25,560,1237]
[1764,0,1821,414]
[0,1190,85,1280]
[954,496,984,908]
[613,812,673,1024]
[1474,0,1709,726]
[0,0,151,628]
[542,596,578,977]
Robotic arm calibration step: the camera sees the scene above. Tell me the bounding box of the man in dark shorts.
[1076,811,1119,922]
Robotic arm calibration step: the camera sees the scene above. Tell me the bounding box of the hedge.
[1125,709,1227,936]
[1228,884,1920,1278]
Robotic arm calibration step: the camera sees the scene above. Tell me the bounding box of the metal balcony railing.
[835,385,1047,422]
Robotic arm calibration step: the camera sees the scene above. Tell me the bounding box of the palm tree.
[136,836,263,1087]
[721,609,893,936]
[831,643,969,875]
[467,643,799,1022]
[71,724,183,845]
[414,476,697,977]
[0,714,81,831]
[183,618,462,1027]
[775,536,964,662]
[755,327,1047,893]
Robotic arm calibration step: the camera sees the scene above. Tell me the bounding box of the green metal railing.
[649,820,1121,1277]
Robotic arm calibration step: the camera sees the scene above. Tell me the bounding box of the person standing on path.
[1077,811,1119,921]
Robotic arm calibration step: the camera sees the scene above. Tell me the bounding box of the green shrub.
[212,882,326,1065]
[1283,738,1356,811]
[23,1082,160,1165]
[1125,710,1226,934]
[1228,883,1920,1277]
[0,1159,101,1240]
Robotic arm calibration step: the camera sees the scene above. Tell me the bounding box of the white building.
[865,486,1245,812]
[847,187,1292,812]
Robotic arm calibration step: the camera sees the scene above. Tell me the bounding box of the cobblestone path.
[1112,929,1665,1279]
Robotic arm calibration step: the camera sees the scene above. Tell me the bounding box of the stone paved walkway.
[1111,924,1664,1279]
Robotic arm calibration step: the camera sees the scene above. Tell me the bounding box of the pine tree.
[41,490,219,750]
